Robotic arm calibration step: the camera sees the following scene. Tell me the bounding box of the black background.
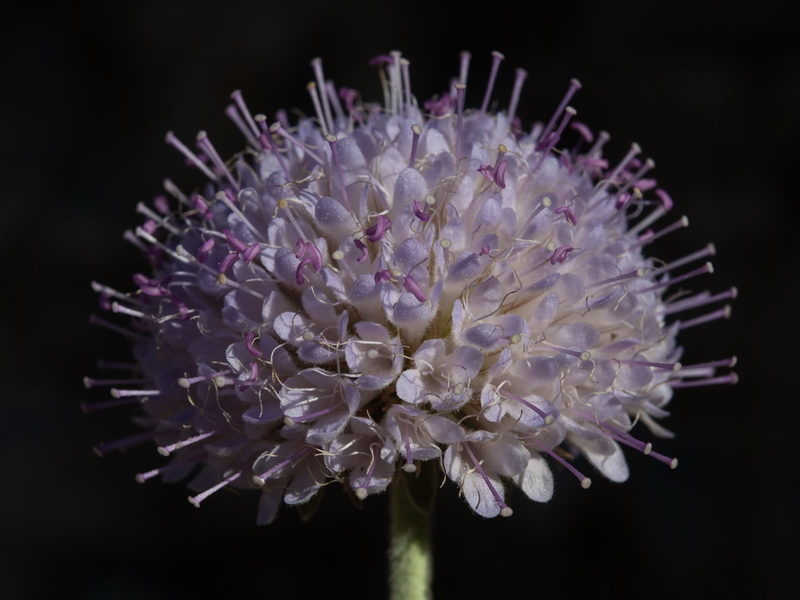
[2,1,796,598]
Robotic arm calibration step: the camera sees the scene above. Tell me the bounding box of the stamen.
[178,370,231,388]
[457,51,471,87]
[245,332,263,357]
[680,356,737,371]
[110,388,160,399]
[647,451,678,469]
[326,134,348,198]
[402,274,426,302]
[588,267,644,288]
[677,305,732,330]
[455,83,466,158]
[196,131,239,191]
[230,90,261,140]
[307,81,329,135]
[480,51,504,114]
[502,392,555,425]
[158,430,218,457]
[409,124,422,167]
[549,245,574,265]
[224,229,248,253]
[507,68,528,126]
[618,359,681,371]
[535,441,592,489]
[197,238,215,263]
[412,199,430,222]
[652,244,716,276]
[555,206,577,226]
[188,471,241,508]
[354,238,369,262]
[375,270,392,284]
[311,58,334,134]
[661,287,737,316]
[637,262,713,294]
[637,216,690,246]
[540,78,581,143]
[464,443,513,517]
[165,131,219,182]
[670,373,738,388]
[364,215,392,242]
[252,447,311,487]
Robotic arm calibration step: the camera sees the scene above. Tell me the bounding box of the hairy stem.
[389,463,436,600]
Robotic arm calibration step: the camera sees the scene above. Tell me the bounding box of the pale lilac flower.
[87,51,737,523]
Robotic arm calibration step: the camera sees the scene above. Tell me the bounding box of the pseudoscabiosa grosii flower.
[86,51,737,523]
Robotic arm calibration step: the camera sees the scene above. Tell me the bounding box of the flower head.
[87,50,736,523]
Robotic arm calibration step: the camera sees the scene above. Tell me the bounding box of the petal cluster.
[87,51,736,522]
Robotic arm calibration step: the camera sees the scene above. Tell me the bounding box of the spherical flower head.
[87,50,737,523]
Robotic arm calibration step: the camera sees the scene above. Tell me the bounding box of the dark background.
[2,1,796,598]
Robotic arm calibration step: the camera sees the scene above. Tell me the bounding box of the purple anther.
[494,160,507,189]
[295,238,308,259]
[198,238,215,263]
[133,273,168,297]
[535,131,559,153]
[142,219,158,235]
[570,121,594,143]
[297,239,323,270]
[413,199,430,222]
[581,157,609,170]
[354,238,369,262]
[339,87,358,114]
[549,245,574,265]
[403,274,426,302]
[655,188,673,211]
[364,215,392,242]
[374,269,392,284]
[295,258,313,285]
[224,229,248,253]
[245,332,263,357]
[193,194,211,219]
[243,242,260,262]
[634,178,657,192]
[173,296,190,320]
[423,95,455,116]
[219,252,239,274]
[368,54,394,66]
[153,195,169,215]
[479,245,491,256]
[615,192,630,210]
[555,206,577,226]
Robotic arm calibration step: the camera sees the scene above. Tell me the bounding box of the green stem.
[389,464,435,600]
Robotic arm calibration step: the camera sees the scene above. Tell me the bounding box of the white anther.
[355,487,368,500]
[425,194,436,206]
[581,477,592,489]
[302,331,315,342]
[439,239,452,248]
[367,349,380,359]
[332,250,344,261]
[546,241,557,252]
[510,334,521,344]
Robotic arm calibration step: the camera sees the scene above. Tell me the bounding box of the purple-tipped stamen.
[464,443,513,517]
[364,215,392,242]
[402,274,426,302]
[549,245,574,265]
[555,206,577,226]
